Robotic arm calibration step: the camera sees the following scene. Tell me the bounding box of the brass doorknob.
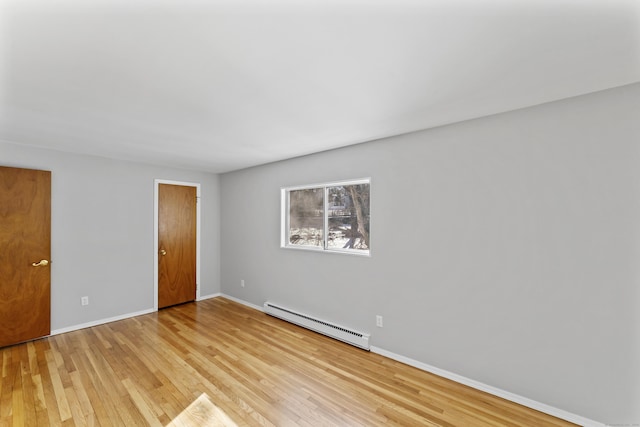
[32,259,49,267]
[160,249,167,256]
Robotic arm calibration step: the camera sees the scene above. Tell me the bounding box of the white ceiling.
[1,0,639,173]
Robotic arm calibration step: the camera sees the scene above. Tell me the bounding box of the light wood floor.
[1,297,577,426]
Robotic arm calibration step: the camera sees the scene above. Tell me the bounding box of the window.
[281,179,370,255]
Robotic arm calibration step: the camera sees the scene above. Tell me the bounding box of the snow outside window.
[281,179,370,256]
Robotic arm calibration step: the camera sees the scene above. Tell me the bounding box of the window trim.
[281,178,371,256]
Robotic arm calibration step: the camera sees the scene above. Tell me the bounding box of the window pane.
[289,188,324,247]
[327,184,370,251]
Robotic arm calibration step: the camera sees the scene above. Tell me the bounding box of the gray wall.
[220,83,640,424]
[0,142,221,330]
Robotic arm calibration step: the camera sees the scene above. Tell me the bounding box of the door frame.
[154,179,201,311]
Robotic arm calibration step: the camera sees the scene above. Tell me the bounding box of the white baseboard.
[50,294,223,337]
[370,346,602,427]
[220,293,264,312]
[48,295,602,427]
[217,295,601,427]
[50,308,156,336]
[197,293,222,301]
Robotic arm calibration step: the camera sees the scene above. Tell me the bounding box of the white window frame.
[281,178,371,256]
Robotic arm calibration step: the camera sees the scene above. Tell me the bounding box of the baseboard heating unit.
[264,302,370,350]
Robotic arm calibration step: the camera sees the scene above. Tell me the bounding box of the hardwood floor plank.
[64,384,87,427]
[0,297,579,426]
[11,358,26,426]
[0,349,12,422]
[26,343,39,377]
[31,374,46,414]
[44,347,72,422]
[36,347,61,426]
[70,351,112,426]
[69,370,94,418]
[122,378,164,427]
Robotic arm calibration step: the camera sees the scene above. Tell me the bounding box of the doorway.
[154,180,200,310]
[0,166,51,347]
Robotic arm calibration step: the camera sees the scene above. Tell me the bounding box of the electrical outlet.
[241,279,245,288]
[81,296,89,306]
[376,315,383,328]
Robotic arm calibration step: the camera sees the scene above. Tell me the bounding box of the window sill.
[281,245,371,257]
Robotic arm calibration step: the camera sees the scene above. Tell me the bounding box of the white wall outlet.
[376,315,383,328]
[81,296,89,306]
[241,279,245,288]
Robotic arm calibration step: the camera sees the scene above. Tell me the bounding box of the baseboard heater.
[264,302,370,350]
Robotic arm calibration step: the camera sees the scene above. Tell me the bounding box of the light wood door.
[0,166,51,348]
[158,184,197,309]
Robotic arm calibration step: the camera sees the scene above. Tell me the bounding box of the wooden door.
[0,166,51,347]
[158,184,197,309]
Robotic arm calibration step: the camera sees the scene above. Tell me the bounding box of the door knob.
[160,249,167,256]
[32,259,49,267]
